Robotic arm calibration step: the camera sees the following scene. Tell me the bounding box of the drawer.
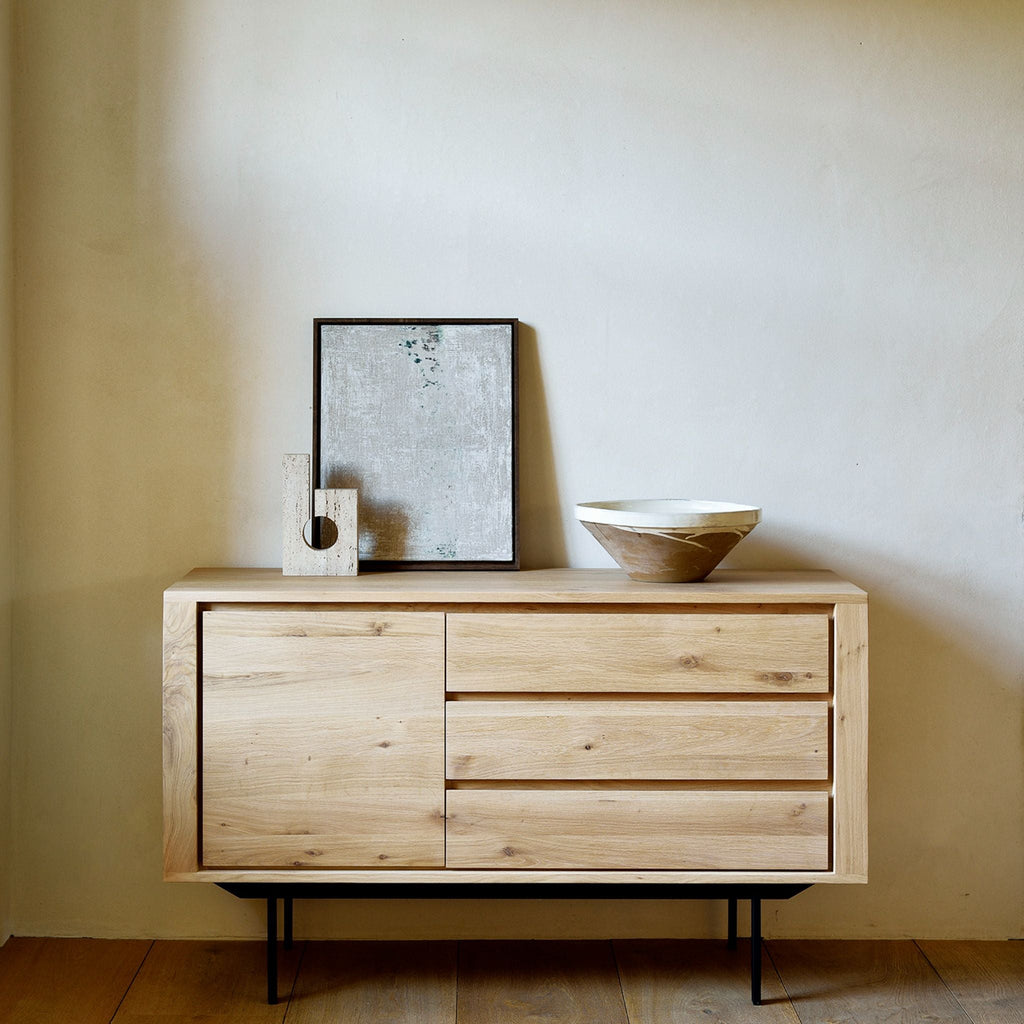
[446,700,829,780]
[446,613,830,693]
[445,790,830,870]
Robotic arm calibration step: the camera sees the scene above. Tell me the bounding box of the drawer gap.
[446,779,833,792]
[446,691,832,702]
[447,603,838,616]
[203,601,837,616]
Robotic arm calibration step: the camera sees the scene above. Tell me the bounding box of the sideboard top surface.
[165,567,867,605]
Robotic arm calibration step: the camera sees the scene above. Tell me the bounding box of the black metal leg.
[266,897,278,1005]
[750,897,762,1005]
[211,882,810,1008]
[284,897,294,950]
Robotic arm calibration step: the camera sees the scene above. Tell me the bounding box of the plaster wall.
[0,0,13,946]
[10,0,1024,940]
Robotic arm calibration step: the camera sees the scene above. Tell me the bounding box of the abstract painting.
[314,319,518,568]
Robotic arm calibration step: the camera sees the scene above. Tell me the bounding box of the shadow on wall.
[517,324,567,570]
[11,0,245,936]
[725,536,1022,938]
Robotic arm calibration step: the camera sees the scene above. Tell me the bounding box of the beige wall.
[9,0,1023,940]
[0,0,12,946]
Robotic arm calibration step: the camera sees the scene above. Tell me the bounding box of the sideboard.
[163,568,867,1002]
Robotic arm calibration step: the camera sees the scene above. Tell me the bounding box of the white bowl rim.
[575,498,762,529]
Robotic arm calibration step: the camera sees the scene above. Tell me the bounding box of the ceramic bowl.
[575,498,761,583]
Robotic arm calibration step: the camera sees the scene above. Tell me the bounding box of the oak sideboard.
[162,567,867,1002]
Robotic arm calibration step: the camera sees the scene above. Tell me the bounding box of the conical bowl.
[575,498,761,583]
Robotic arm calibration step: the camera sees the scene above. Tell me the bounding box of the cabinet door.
[201,609,444,868]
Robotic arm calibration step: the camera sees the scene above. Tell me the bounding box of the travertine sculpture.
[282,453,357,575]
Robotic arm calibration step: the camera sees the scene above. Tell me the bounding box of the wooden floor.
[0,936,1020,1023]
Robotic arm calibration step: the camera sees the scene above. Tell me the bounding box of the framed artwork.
[313,318,518,569]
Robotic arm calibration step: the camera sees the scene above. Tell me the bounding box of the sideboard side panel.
[833,600,869,881]
[162,595,199,877]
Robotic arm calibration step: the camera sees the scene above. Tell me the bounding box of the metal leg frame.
[224,883,808,1007]
[265,898,277,1005]
[264,897,294,1004]
[725,895,764,1005]
[750,897,762,1005]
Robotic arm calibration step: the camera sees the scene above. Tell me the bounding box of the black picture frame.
[313,318,519,570]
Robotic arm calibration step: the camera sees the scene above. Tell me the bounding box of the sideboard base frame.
[217,882,811,1007]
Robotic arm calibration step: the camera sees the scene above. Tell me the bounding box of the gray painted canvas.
[318,322,514,562]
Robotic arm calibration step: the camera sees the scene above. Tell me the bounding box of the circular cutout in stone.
[302,516,339,551]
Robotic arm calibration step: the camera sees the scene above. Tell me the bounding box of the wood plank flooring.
[766,940,974,1023]
[0,937,151,1024]
[457,940,629,1023]
[289,941,456,1024]
[616,939,799,1023]
[0,936,1019,1023]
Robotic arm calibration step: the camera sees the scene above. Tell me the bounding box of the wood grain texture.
[111,940,301,1021]
[6,938,1017,1021]
[202,610,444,867]
[916,940,1024,1024]
[182,866,844,885]
[286,941,456,1023]
[0,937,151,1024]
[833,601,869,882]
[447,612,831,693]
[446,700,829,780]
[457,941,629,1024]
[166,567,868,605]
[767,940,972,1023]
[163,568,866,887]
[615,939,799,1022]
[445,790,829,870]
[163,595,199,877]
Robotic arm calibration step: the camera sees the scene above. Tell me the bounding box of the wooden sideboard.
[163,568,867,1001]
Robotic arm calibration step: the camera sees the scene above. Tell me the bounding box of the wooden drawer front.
[446,613,829,693]
[202,610,445,869]
[446,700,829,781]
[446,790,829,870]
